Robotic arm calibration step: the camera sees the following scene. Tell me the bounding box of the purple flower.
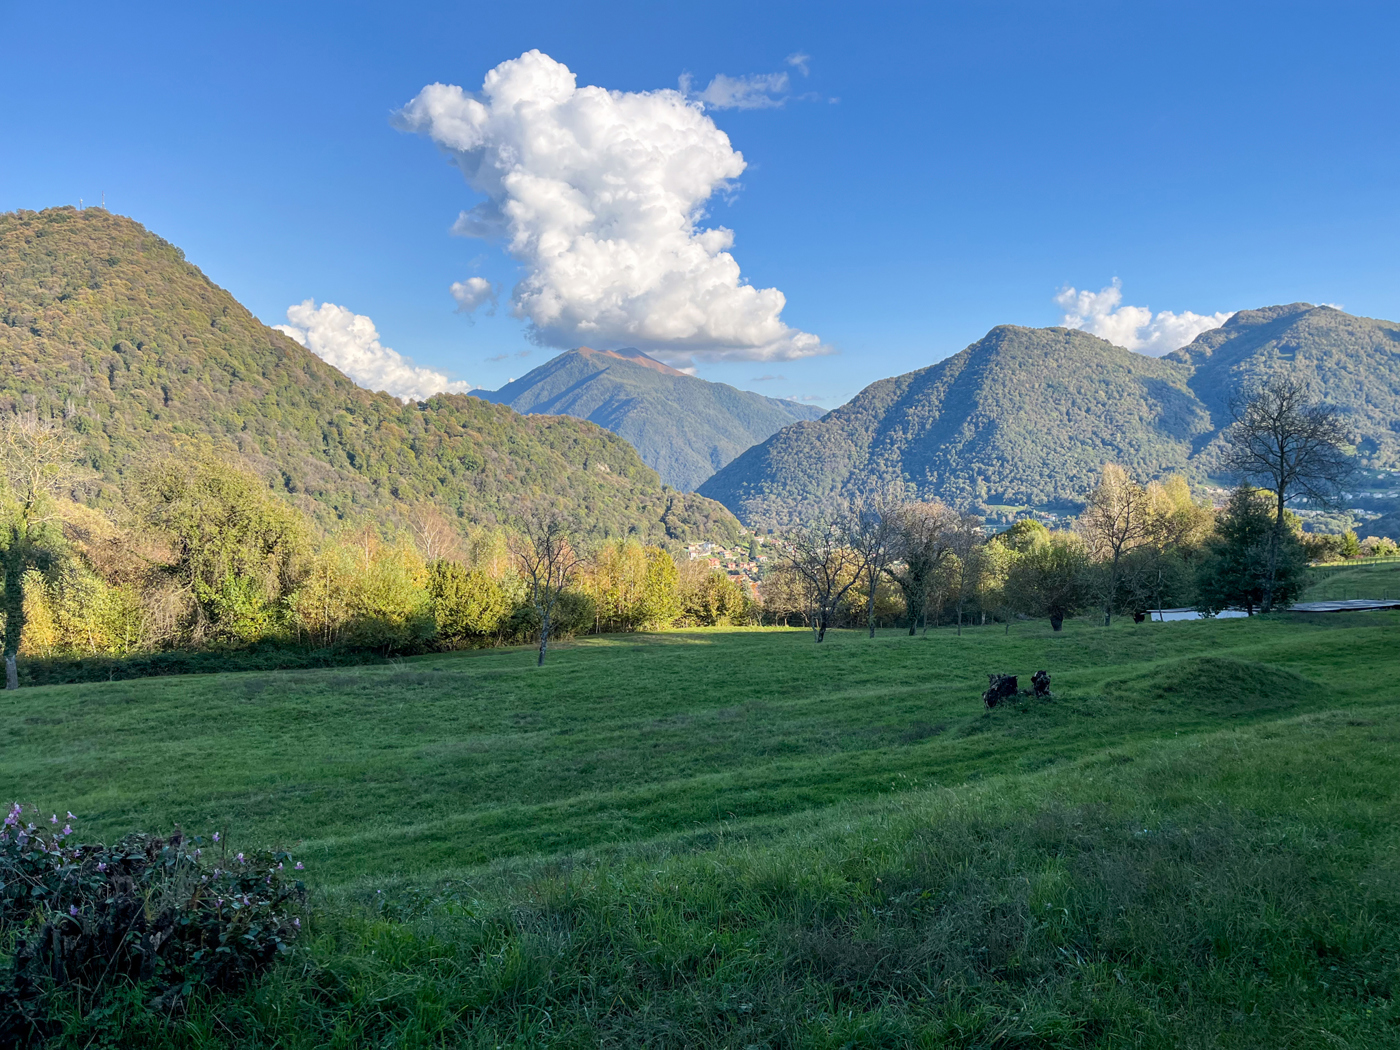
[292,918,301,928]
[236,852,245,864]
[69,905,79,916]
[276,862,284,870]
[50,814,57,825]
[66,812,75,820]
[212,832,220,842]
[97,861,107,871]
[61,825,72,836]
[294,862,304,870]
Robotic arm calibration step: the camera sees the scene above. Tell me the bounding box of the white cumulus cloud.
[450,276,497,316]
[274,300,472,402]
[1055,280,1232,356]
[395,50,826,367]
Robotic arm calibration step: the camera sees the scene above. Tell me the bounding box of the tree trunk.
[866,572,877,639]
[537,617,550,666]
[815,611,827,643]
[4,653,16,691]
[1105,552,1119,627]
[1262,492,1287,613]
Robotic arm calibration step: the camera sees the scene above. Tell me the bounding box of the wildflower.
[66,812,75,820]
[295,862,304,870]
[236,852,245,864]
[277,862,284,870]
[62,825,72,836]
[194,849,201,859]
[292,918,301,929]
[50,815,57,825]
[69,905,79,916]
[213,832,220,842]
[96,861,107,872]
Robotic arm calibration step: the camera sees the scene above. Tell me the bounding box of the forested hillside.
[0,207,739,545]
[700,326,1211,523]
[1167,303,1400,469]
[485,346,824,491]
[702,309,1400,526]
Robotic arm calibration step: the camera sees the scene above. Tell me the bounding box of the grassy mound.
[1102,655,1329,718]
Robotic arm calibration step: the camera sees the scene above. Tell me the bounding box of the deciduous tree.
[1222,375,1352,612]
[1,414,76,689]
[508,507,582,666]
[1078,464,1154,627]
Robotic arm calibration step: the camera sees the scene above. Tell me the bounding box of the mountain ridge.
[0,207,741,545]
[485,347,824,491]
[700,310,1400,526]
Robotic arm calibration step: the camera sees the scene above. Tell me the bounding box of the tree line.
[762,375,1356,639]
[0,374,1356,683]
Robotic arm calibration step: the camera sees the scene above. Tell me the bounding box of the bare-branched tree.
[404,503,464,563]
[1222,374,1352,612]
[944,512,988,637]
[851,488,902,638]
[1,413,77,689]
[782,507,868,643]
[508,507,582,666]
[884,501,958,635]
[1077,464,1154,627]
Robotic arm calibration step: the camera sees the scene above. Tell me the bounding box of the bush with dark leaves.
[0,804,304,1043]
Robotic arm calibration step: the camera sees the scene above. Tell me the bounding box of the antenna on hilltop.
[79,198,84,210]
[101,192,105,209]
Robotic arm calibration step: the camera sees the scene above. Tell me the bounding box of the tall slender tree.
[1078,464,1154,627]
[851,489,902,638]
[1222,375,1352,612]
[509,506,582,666]
[1,415,76,689]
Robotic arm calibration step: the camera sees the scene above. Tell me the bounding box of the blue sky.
[3,1,1397,407]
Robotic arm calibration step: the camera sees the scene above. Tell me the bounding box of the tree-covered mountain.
[0,207,740,545]
[701,308,1400,526]
[484,347,824,490]
[1165,303,1400,469]
[700,326,1212,524]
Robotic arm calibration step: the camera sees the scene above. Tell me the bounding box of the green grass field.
[1304,558,1400,601]
[4,616,1399,1047]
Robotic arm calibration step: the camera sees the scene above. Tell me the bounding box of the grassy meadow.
[4,614,1399,1047]
[1304,558,1400,601]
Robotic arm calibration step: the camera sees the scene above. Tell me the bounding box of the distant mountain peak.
[573,346,688,377]
[486,345,824,490]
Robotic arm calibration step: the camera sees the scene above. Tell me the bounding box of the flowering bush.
[0,804,305,1035]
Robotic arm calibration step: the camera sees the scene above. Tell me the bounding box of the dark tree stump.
[1031,670,1051,698]
[982,674,1018,708]
[1049,612,1064,632]
[1132,609,1146,624]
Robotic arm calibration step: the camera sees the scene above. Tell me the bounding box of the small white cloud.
[275,300,472,402]
[752,373,786,381]
[450,276,498,317]
[785,52,811,76]
[1055,279,1232,356]
[398,50,826,366]
[692,71,790,110]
